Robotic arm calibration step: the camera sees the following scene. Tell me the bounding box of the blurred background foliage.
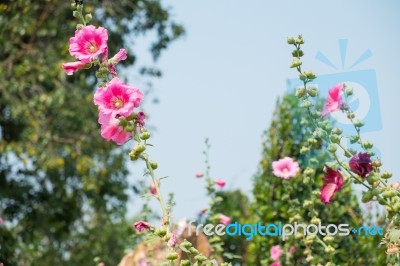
[0,0,184,265]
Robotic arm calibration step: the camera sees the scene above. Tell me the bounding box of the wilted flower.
[69,25,108,63]
[270,245,282,261]
[322,83,343,117]
[133,221,151,232]
[349,152,373,178]
[272,157,300,179]
[98,111,131,145]
[94,77,143,118]
[215,178,226,189]
[320,166,344,204]
[62,61,88,75]
[136,111,146,129]
[220,214,231,225]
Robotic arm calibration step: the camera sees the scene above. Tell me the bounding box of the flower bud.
[328,144,337,153]
[323,235,334,243]
[304,168,315,177]
[354,119,365,128]
[350,135,359,144]
[324,245,335,254]
[378,197,388,205]
[295,87,306,98]
[393,203,400,212]
[306,255,314,262]
[311,216,321,225]
[299,73,307,81]
[181,239,192,248]
[300,146,310,154]
[303,176,310,184]
[330,135,340,144]
[287,36,296,44]
[73,10,79,18]
[362,191,373,202]
[307,86,318,97]
[85,13,93,23]
[155,228,167,237]
[362,141,373,149]
[189,247,199,255]
[292,49,304,57]
[372,160,382,168]
[382,171,393,179]
[301,100,313,108]
[304,70,316,80]
[140,131,150,140]
[347,112,355,119]
[366,174,379,185]
[290,59,302,68]
[180,260,191,266]
[129,151,139,161]
[332,127,343,135]
[295,36,304,44]
[345,87,353,96]
[295,232,304,239]
[383,189,397,198]
[194,255,207,262]
[303,200,313,209]
[134,144,146,153]
[166,252,178,261]
[305,236,314,245]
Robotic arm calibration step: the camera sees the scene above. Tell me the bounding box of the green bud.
[155,228,167,237]
[76,24,84,30]
[303,176,310,184]
[125,125,134,132]
[300,146,310,154]
[383,189,397,198]
[304,168,315,177]
[295,87,306,98]
[300,100,313,108]
[324,245,335,254]
[134,144,146,153]
[393,203,400,212]
[129,151,139,161]
[73,10,79,18]
[362,141,373,149]
[303,200,313,209]
[304,70,316,80]
[189,247,199,255]
[347,112,355,119]
[194,255,207,262]
[85,13,92,23]
[328,144,337,153]
[345,87,353,96]
[304,235,314,245]
[149,161,158,170]
[140,131,150,140]
[350,135,359,144]
[331,135,340,144]
[372,160,382,168]
[295,232,304,239]
[180,260,191,266]
[366,174,379,185]
[181,239,192,248]
[312,111,322,118]
[311,216,321,225]
[378,197,388,205]
[292,49,304,57]
[166,252,178,261]
[287,36,296,44]
[307,138,318,145]
[354,119,365,128]
[382,171,393,179]
[323,235,334,243]
[290,59,302,68]
[332,127,343,135]
[299,73,307,81]
[362,191,373,202]
[295,36,304,44]
[307,86,318,97]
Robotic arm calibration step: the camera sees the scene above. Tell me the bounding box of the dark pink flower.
[133,221,151,232]
[150,185,157,196]
[322,83,344,117]
[110,48,128,64]
[195,172,204,178]
[270,245,282,261]
[94,77,143,118]
[320,167,344,205]
[69,25,108,63]
[167,233,177,247]
[349,152,373,178]
[220,214,231,225]
[62,61,88,75]
[98,111,131,145]
[269,262,282,266]
[215,178,226,189]
[0,217,3,226]
[272,157,300,179]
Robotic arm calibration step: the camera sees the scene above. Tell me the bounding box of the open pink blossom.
[133,221,151,232]
[167,233,177,247]
[320,166,344,205]
[98,111,131,145]
[270,245,282,261]
[69,25,108,63]
[322,83,344,117]
[215,178,226,189]
[94,77,143,118]
[272,157,300,179]
[220,214,231,225]
[62,61,88,75]
[269,262,282,266]
[195,172,204,178]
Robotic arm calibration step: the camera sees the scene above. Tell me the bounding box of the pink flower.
[270,245,282,261]
[136,111,146,129]
[349,152,373,178]
[200,208,207,215]
[133,221,151,232]
[94,77,143,118]
[110,48,128,64]
[289,246,296,254]
[167,233,177,247]
[62,61,88,75]
[150,185,157,196]
[270,262,282,266]
[220,214,231,225]
[272,157,300,179]
[0,217,3,226]
[69,25,108,63]
[195,173,204,178]
[320,166,344,205]
[138,258,148,266]
[215,178,226,189]
[322,83,344,117]
[98,111,131,145]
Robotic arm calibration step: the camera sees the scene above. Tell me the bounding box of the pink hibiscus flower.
[272,157,300,179]
[220,214,231,225]
[98,111,131,145]
[270,245,282,261]
[322,83,344,117]
[62,61,89,75]
[215,178,226,189]
[270,262,282,266]
[69,25,108,63]
[94,77,143,118]
[320,166,344,205]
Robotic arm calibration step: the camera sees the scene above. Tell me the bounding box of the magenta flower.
[98,111,131,145]
[322,83,344,117]
[94,77,143,118]
[270,262,282,266]
[320,166,344,205]
[110,48,128,64]
[270,245,282,261]
[195,172,204,178]
[133,221,151,232]
[0,217,3,226]
[349,152,373,178]
[150,185,157,196]
[62,61,88,75]
[167,233,177,247]
[220,214,231,225]
[69,25,108,63]
[272,157,300,179]
[215,178,226,189]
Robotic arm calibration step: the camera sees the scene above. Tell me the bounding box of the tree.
[0,1,184,264]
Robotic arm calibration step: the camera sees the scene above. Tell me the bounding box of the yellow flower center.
[89,44,98,53]
[114,98,123,109]
[282,168,289,174]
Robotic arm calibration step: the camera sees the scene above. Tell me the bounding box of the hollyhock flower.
[133,221,151,232]
[109,48,128,64]
[322,83,344,117]
[167,233,177,247]
[98,111,131,145]
[349,152,373,178]
[69,25,108,63]
[94,78,143,118]
[150,185,157,196]
[195,172,204,178]
[270,262,282,266]
[215,178,226,189]
[0,217,3,226]
[62,61,88,75]
[320,166,344,205]
[272,157,300,179]
[270,245,282,261]
[220,214,231,225]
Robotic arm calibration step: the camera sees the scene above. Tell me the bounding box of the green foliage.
[248,94,385,265]
[0,1,184,264]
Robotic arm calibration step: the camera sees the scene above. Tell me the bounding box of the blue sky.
[126,0,400,221]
